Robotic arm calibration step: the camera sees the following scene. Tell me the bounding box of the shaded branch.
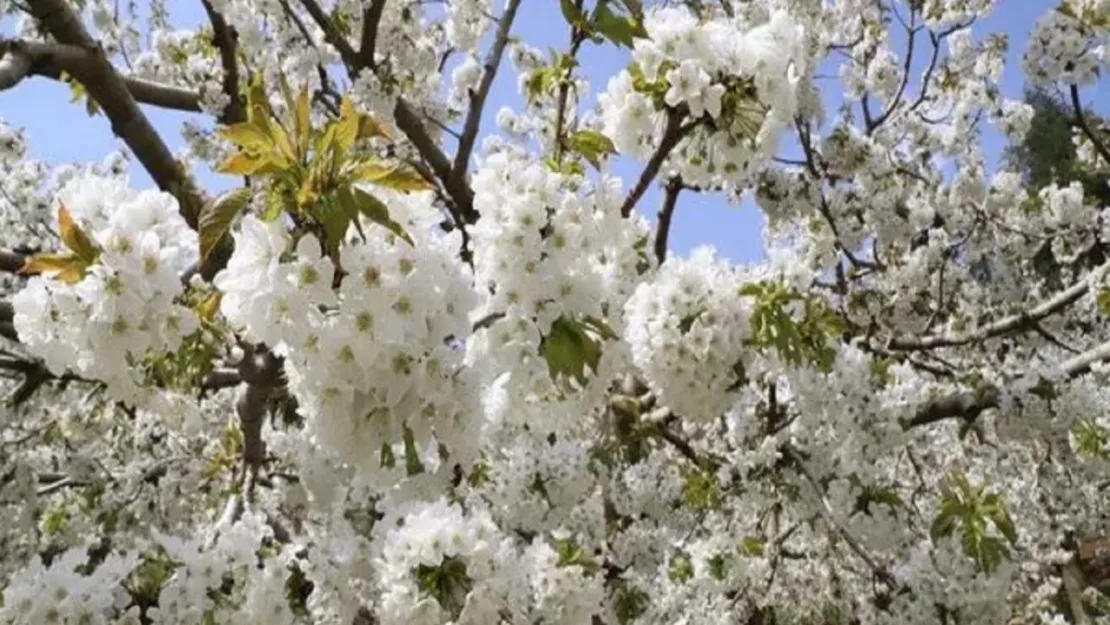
[451,0,523,180]
[234,348,283,503]
[653,177,682,264]
[0,249,25,273]
[358,0,387,69]
[783,446,895,586]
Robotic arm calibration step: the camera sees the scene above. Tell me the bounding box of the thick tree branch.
[653,177,682,264]
[888,262,1110,351]
[0,39,201,111]
[0,249,25,273]
[358,0,387,71]
[26,0,208,228]
[620,111,690,218]
[234,348,282,499]
[199,0,245,124]
[0,40,33,89]
[451,0,523,181]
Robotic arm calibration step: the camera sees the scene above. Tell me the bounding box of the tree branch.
[25,0,208,228]
[1070,83,1110,167]
[653,176,682,264]
[199,0,245,124]
[888,262,1110,351]
[0,249,25,273]
[907,335,1110,428]
[234,348,283,498]
[358,0,387,71]
[782,445,895,586]
[620,111,690,218]
[451,0,523,181]
[0,39,201,111]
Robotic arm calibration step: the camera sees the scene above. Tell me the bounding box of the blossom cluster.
[215,190,479,481]
[11,173,200,405]
[2,1,1110,625]
[598,7,808,190]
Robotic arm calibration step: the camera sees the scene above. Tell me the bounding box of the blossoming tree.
[0,0,1109,622]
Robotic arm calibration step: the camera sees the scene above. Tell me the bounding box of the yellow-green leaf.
[295,88,311,154]
[217,123,273,152]
[19,253,87,284]
[195,291,222,323]
[216,153,260,175]
[198,188,253,261]
[61,71,100,117]
[216,152,285,176]
[297,176,320,209]
[269,121,297,165]
[57,202,99,265]
[246,74,272,127]
[336,94,359,152]
[352,159,433,192]
[358,113,392,141]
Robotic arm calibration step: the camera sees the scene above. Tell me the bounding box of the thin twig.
[888,261,1110,351]
[783,446,894,586]
[451,0,522,179]
[1070,84,1110,167]
[199,0,245,124]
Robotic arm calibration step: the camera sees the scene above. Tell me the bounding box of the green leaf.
[569,129,617,169]
[983,494,1018,546]
[540,316,606,385]
[314,196,352,254]
[198,188,252,261]
[739,536,765,557]
[559,0,589,29]
[591,0,645,48]
[1098,288,1110,317]
[668,553,693,583]
[681,468,721,511]
[1073,419,1110,460]
[60,71,100,116]
[348,187,415,246]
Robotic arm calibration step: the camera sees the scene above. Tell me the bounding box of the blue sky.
[0,0,1103,263]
